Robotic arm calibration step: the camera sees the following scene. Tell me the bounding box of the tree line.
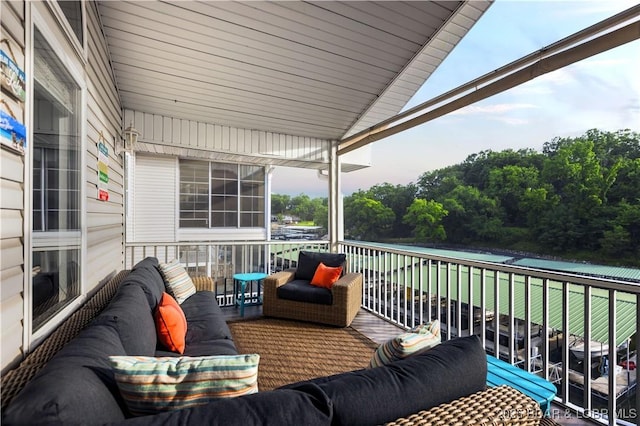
[273,129,640,266]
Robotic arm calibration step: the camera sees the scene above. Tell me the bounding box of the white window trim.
[45,0,87,63]
[26,6,88,350]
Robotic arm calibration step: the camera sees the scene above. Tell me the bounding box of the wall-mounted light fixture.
[117,121,140,154]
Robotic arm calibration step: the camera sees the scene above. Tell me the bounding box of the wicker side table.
[386,385,545,426]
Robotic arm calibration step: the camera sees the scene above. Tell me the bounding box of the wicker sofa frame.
[262,268,363,327]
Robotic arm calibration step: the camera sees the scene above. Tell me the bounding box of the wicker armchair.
[263,253,362,327]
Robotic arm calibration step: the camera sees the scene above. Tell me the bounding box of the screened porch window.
[179,160,265,228]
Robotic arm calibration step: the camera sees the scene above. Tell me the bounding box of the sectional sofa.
[2,257,544,425]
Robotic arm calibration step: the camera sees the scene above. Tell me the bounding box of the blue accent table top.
[233,273,268,316]
[233,273,268,281]
[486,354,557,415]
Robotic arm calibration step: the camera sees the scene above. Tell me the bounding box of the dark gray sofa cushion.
[277,279,333,305]
[124,257,166,309]
[2,318,128,425]
[295,251,346,281]
[181,291,234,343]
[155,338,238,357]
[98,283,157,356]
[286,335,487,426]
[154,291,238,356]
[112,383,333,426]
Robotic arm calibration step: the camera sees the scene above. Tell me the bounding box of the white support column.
[265,166,274,241]
[328,141,341,252]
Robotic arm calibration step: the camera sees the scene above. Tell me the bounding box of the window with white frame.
[31,28,82,331]
[179,160,265,228]
[57,1,83,46]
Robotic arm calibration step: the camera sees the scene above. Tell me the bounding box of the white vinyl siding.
[1,0,26,374]
[84,0,125,284]
[122,109,370,173]
[2,1,125,372]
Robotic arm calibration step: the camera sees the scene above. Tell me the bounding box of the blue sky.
[272,0,640,198]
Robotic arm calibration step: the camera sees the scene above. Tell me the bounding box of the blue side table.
[233,272,267,317]
[486,355,557,415]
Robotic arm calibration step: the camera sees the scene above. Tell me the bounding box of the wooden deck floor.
[222,305,594,425]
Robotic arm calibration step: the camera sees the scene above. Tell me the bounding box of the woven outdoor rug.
[228,317,379,391]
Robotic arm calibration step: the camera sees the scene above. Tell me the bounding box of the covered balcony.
[122,238,640,425]
[1,1,639,425]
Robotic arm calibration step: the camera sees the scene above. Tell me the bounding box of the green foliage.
[271,129,640,266]
[344,192,395,240]
[441,185,504,243]
[271,194,291,215]
[361,183,417,238]
[403,199,447,242]
[312,203,328,233]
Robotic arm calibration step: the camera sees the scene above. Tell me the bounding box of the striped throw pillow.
[369,319,441,368]
[109,354,260,415]
[158,259,197,304]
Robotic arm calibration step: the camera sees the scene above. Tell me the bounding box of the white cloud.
[451,103,538,116]
[488,116,530,126]
[535,68,575,86]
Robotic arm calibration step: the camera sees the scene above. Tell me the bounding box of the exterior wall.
[123,109,370,172]
[0,1,125,373]
[128,153,267,249]
[1,0,27,374]
[84,1,124,282]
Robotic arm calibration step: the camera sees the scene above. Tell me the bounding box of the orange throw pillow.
[310,262,343,289]
[154,292,188,354]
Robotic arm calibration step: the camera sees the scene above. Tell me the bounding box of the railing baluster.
[492,270,500,358]
[508,272,515,363]
[524,275,531,372]
[467,265,474,338]
[561,282,570,406]
[542,278,550,383]
[583,285,592,414]
[445,262,451,340]
[608,289,617,426]
[456,263,462,338]
[480,268,486,348]
[435,260,441,325]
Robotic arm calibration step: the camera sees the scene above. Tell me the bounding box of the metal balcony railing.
[125,240,639,425]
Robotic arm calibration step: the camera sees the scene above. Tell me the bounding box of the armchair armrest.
[191,275,214,292]
[264,270,296,288]
[331,272,363,321]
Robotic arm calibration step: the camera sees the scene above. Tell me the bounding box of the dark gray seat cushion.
[181,291,235,343]
[2,318,129,425]
[150,291,238,356]
[285,335,487,426]
[277,279,333,305]
[155,338,238,357]
[113,383,333,426]
[295,251,346,281]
